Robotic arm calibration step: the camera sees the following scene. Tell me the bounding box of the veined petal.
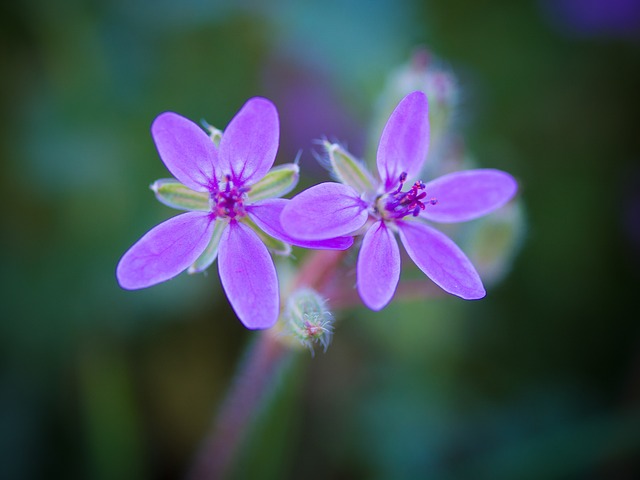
[280,183,368,240]
[117,212,214,289]
[151,112,218,192]
[247,163,299,202]
[219,97,279,185]
[247,199,354,250]
[397,221,485,300]
[151,178,210,211]
[377,91,430,191]
[218,221,279,329]
[357,222,401,311]
[421,169,518,223]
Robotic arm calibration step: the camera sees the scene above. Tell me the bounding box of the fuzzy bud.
[283,288,334,355]
[369,48,459,172]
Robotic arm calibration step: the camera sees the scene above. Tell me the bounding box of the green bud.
[324,141,376,194]
[188,219,227,274]
[247,163,300,202]
[151,179,210,211]
[461,200,526,286]
[283,288,334,355]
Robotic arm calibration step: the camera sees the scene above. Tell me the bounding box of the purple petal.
[247,199,354,250]
[151,112,218,192]
[357,221,401,311]
[219,97,279,185]
[397,221,485,300]
[377,91,430,191]
[117,212,215,289]
[280,182,369,240]
[422,169,518,223]
[218,221,279,329]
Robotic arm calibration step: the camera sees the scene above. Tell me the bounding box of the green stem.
[186,249,347,479]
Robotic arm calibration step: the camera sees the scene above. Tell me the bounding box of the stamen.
[394,172,408,194]
[381,172,437,219]
[211,176,249,219]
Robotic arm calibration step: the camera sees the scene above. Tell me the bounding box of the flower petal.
[219,97,279,185]
[218,221,279,329]
[280,183,369,240]
[117,212,214,289]
[151,112,218,192]
[247,199,354,250]
[377,91,430,191]
[397,221,485,300]
[421,169,518,223]
[357,222,401,311]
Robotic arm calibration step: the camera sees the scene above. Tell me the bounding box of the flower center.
[378,172,437,220]
[211,175,249,219]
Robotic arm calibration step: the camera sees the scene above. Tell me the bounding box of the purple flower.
[117,97,353,329]
[281,91,518,310]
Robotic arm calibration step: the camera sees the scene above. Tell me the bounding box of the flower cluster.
[117,92,517,329]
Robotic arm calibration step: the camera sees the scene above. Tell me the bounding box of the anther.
[383,173,436,219]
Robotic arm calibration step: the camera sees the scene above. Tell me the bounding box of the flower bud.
[369,48,459,171]
[283,288,334,355]
[460,200,526,286]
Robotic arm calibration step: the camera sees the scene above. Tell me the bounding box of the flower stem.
[186,249,347,479]
[186,331,291,480]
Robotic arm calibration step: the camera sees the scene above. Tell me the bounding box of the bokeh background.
[2,0,640,479]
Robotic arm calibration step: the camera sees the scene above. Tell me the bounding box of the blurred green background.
[1,0,639,479]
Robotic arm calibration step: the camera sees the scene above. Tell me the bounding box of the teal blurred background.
[1,0,639,479]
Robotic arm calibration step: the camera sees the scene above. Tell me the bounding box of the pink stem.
[186,249,347,479]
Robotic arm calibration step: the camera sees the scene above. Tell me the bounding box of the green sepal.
[324,141,376,194]
[247,163,299,202]
[243,217,291,256]
[201,119,223,147]
[151,179,210,212]
[188,218,227,274]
